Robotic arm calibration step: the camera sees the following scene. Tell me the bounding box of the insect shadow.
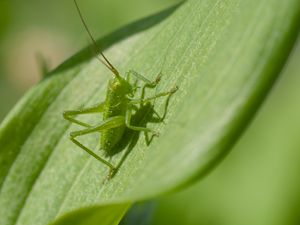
[109,90,174,178]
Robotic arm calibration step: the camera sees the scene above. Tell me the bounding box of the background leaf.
[50,204,129,225]
[0,0,299,225]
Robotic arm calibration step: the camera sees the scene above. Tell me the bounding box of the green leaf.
[50,204,129,225]
[152,37,300,225]
[0,0,299,225]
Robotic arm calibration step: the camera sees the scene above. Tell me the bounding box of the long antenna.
[73,0,120,77]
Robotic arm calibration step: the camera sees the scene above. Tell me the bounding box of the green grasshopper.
[63,0,178,176]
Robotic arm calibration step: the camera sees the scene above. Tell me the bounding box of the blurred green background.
[1,1,300,225]
[0,0,178,121]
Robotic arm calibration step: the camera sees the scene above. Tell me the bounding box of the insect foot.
[109,167,116,177]
[103,167,117,184]
[152,72,162,86]
[152,131,160,137]
[170,85,179,94]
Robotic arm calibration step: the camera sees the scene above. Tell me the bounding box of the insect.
[63,0,178,176]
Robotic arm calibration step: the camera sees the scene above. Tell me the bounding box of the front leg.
[127,70,161,87]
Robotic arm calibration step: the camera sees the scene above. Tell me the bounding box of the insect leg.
[128,70,161,87]
[70,116,124,137]
[129,86,178,105]
[70,138,115,170]
[63,102,105,127]
[144,132,156,146]
[127,70,151,84]
[143,92,176,145]
[155,88,175,121]
[69,116,125,170]
[125,106,159,136]
[126,71,131,83]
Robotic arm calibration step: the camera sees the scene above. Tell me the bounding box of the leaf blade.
[0,0,299,225]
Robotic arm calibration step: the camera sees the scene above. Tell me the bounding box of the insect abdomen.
[100,78,129,155]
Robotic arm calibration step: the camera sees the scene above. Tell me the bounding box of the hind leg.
[63,102,105,127]
[69,116,125,171]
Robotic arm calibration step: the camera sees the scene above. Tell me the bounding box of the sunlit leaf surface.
[0,0,299,225]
